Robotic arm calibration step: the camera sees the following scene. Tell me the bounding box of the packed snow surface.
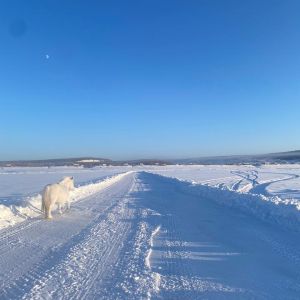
[0,165,300,299]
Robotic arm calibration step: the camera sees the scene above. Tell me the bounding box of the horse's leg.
[67,200,70,210]
[41,198,45,212]
[48,204,53,219]
[58,203,62,214]
[45,206,49,219]
[45,203,53,219]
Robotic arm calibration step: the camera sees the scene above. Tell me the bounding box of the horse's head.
[61,176,75,190]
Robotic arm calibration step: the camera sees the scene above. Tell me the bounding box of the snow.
[0,164,300,299]
[146,164,300,198]
[0,166,133,206]
[0,167,132,229]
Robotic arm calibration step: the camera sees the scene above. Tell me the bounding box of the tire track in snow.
[96,177,163,300]
[231,170,300,196]
[155,211,243,299]
[249,172,299,196]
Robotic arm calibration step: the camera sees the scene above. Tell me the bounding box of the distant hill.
[0,157,170,167]
[170,150,300,165]
[0,157,111,167]
[1,150,300,167]
[119,159,170,166]
[266,150,300,161]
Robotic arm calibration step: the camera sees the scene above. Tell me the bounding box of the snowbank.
[0,171,132,230]
[149,173,300,231]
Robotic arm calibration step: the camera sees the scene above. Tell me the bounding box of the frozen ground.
[0,165,300,299]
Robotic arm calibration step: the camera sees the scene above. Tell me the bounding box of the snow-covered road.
[1,171,300,299]
[0,172,138,299]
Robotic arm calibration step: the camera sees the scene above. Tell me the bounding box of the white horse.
[41,176,75,219]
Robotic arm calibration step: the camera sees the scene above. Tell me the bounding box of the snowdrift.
[148,173,300,231]
[0,172,132,230]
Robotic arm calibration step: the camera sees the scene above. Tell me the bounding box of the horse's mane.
[59,176,73,183]
[58,176,74,190]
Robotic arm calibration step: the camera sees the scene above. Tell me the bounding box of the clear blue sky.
[0,0,300,160]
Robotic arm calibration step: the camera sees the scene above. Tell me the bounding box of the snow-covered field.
[147,164,300,199]
[0,165,300,299]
